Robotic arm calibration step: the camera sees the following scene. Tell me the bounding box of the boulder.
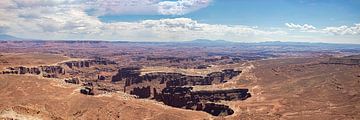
[65,78,80,84]
[203,103,234,116]
[18,66,27,74]
[98,75,106,80]
[130,86,151,98]
[80,87,94,95]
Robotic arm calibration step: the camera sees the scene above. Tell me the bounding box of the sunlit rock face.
[110,67,249,116]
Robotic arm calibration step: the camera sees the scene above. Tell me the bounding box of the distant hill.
[0,34,21,40]
[182,39,235,46]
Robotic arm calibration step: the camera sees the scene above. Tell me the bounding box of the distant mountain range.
[0,36,359,48]
[0,34,22,40]
[178,39,235,46]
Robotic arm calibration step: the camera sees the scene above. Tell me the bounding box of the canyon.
[0,40,359,119]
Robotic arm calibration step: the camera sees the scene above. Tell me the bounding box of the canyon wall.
[111,67,250,116]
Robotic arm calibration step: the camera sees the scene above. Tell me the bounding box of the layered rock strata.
[63,58,116,69]
[110,67,250,116]
[1,66,65,78]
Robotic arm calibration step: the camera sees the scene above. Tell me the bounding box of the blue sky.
[0,0,359,43]
[198,0,360,27]
[100,0,360,27]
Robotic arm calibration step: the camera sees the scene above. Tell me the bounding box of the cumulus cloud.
[285,23,316,31]
[61,17,286,40]
[110,18,286,35]
[285,22,360,36]
[86,0,159,16]
[85,0,212,16]
[0,0,287,41]
[0,8,286,41]
[1,0,358,43]
[323,24,360,35]
[0,25,9,34]
[1,0,211,16]
[158,0,211,15]
[11,0,80,7]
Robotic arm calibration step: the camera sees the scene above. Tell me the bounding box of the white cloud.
[0,25,9,34]
[0,0,286,41]
[323,24,360,35]
[99,18,286,41]
[0,0,359,43]
[11,0,79,7]
[285,23,316,31]
[86,0,212,16]
[86,0,159,16]
[1,0,211,16]
[0,0,14,8]
[158,0,211,15]
[285,22,360,36]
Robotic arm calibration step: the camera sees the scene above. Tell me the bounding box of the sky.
[0,0,359,44]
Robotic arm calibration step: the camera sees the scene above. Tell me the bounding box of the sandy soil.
[0,53,73,70]
[0,75,211,120]
[1,53,359,120]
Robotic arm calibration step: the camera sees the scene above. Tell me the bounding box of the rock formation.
[1,66,64,78]
[112,67,241,88]
[98,75,106,80]
[203,103,234,116]
[111,67,249,116]
[130,86,151,98]
[112,67,241,100]
[325,55,360,65]
[1,67,41,75]
[146,56,196,63]
[63,57,116,69]
[155,86,249,116]
[80,87,94,95]
[65,78,80,84]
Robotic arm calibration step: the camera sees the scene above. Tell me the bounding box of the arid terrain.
[0,40,359,120]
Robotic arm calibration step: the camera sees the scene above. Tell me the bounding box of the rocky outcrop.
[203,103,234,116]
[1,66,64,78]
[191,89,251,102]
[80,87,94,95]
[112,67,241,87]
[158,87,195,108]
[157,87,251,104]
[146,57,196,63]
[130,86,151,98]
[1,67,41,75]
[155,86,250,116]
[40,66,64,73]
[196,65,210,69]
[65,78,80,84]
[18,67,41,74]
[111,67,241,100]
[323,55,360,65]
[98,75,106,80]
[40,66,65,78]
[110,67,248,116]
[111,67,141,83]
[1,70,18,74]
[63,58,116,69]
[326,58,360,65]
